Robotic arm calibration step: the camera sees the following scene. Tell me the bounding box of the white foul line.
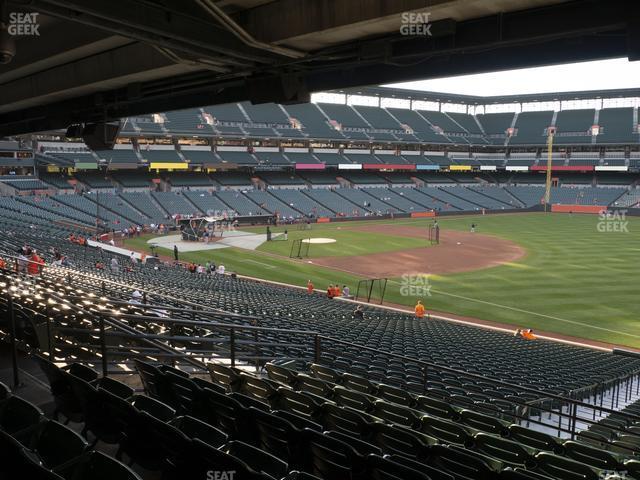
[428,288,640,339]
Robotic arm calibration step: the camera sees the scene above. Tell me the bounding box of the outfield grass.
[124,213,640,348]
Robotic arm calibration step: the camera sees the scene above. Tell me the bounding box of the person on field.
[414,300,426,318]
[307,280,314,294]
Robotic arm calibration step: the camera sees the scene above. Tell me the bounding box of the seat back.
[56,451,142,480]
[277,388,323,418]
[534,452,599,480]
[199,387,246,438]
[310,364,342,384]
[207,363,243,392]
[30,419,89,469]
[342,373,377,394]
[265,363,298,387]
[332,386,374,412]
[169,415,228,448]
[378,383,415,407]
[0,395,44,435]
[428,444,501,480]
[365,455,435,480]
[369,422,433,460]
[420,416,473,447]
[248,407,298,462]
[224,439,289,479]
[319,403,372,438]
[299,428,364,480]
[372,401,421,429]
[129,394,175,422]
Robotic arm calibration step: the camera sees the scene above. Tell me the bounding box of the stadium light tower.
[543,126,556,212]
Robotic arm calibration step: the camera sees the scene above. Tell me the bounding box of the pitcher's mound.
[312,226,525,277]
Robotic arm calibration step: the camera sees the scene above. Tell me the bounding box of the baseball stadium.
[1,1,640,479]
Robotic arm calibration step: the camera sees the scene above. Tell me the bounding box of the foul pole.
[543,127,555,212]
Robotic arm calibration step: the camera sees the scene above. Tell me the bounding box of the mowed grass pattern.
[125,213,640,348]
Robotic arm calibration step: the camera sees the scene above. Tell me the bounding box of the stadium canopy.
[0,0,637,135]
[327,86,640,106]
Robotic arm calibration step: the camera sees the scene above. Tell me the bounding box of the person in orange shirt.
[327,284,334,299]
[414,300,426,318]
[0,258,6,269]
[307,280,314,294]
[332,284,341,298]
[27,252,44,275]
[521,329,537,340]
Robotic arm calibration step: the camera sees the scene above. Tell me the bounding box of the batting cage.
[355,277,388,304]
[290,238,310,258]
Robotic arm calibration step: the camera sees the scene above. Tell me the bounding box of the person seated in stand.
[353,305,365,320]
[307,280,314,295]
[342,285,350,298]
[129,290,143,305]
[414,300,426,319]
[327,284,335,299]
[520,328,537,340]
[28,250,45,275]
[332,283,341,298]
[0,257,5,269]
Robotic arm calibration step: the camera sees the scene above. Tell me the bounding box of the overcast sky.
[384,58,640,96]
